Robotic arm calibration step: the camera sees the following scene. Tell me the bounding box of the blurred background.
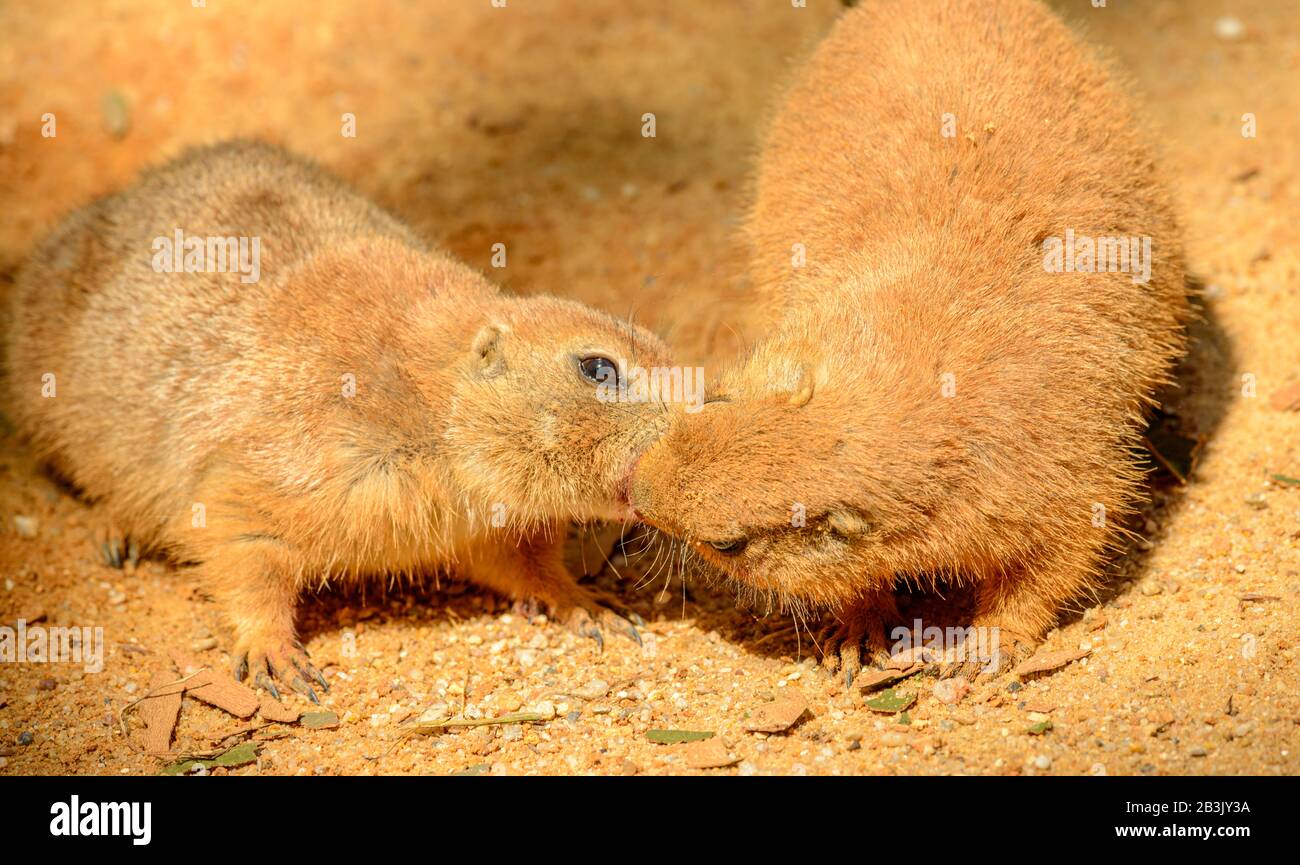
[1,0,1296,776]
[1,0,1292,365]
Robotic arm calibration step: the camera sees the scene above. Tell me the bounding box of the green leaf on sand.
[161,742,258,775]
[646,729,714,745]
[864,688,916,714]
[102,90,130,138]
[413,711,546,732]
[301,711,340,729]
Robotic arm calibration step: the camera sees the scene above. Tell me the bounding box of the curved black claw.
[309,666,330,693]
[291,656,330,695]
[290,676,320,704]
[610,615,642,647]
[585,625,605,652]
[233,654,249,682]
[99,535,141,569]
[585,591,646,643]
[840,644,862,689]
[255,672,281,701]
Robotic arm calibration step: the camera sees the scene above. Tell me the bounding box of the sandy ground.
[0,0,1296,776]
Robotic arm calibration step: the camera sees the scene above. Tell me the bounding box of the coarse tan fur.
[630,0,1189,681]
[5,141,671,698]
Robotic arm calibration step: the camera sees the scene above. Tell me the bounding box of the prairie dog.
[5,141,671,699]
[630,0,1188,680]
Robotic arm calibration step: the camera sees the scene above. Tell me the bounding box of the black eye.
[578,355,618,386]
[708,538,748,556]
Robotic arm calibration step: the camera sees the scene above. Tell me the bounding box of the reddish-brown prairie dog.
[630,0,1188,680]
[5,141,671,699]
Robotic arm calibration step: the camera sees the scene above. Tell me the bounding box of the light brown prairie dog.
[630,0,1188,681]
[5,141,671,699]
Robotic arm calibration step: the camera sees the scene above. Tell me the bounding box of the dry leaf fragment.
[1268,381,1300,412]
[259,697,301,724]
[743,690,809,733]
[138,673,183,754]
[857,667,909,691]
[888,646,932,668]
[185,670,259,718]
[1013,648,1091,678]
[682,737,739,769]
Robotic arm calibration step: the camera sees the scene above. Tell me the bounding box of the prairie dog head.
[446,296,676,528]
[628,312,954,609]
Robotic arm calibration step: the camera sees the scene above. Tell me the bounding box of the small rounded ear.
[827,508,873,538]
[783,362,815,407]
[472,324,507,378]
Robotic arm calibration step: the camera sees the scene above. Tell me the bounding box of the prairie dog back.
[7,142,429,533]
[631,0,1189,682]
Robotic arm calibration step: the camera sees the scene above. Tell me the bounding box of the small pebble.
[418,702,451,724]
[574,678,609,701]
[931,677,970,705]
[533,700,556,720]
[1033,754,1051,770]
[1141,581,1163,596]
[191,637,219,652]
[1213,16,1245,41]
[12,515,38,538]
[1244,492,1268,510]
[18,732,35,746]
[102,90,131,138]
[1190,746,1208,757]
